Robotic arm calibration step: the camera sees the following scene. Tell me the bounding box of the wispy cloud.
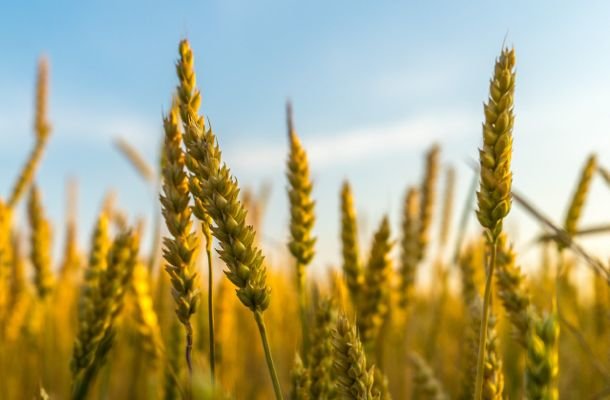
[226,110,478,171]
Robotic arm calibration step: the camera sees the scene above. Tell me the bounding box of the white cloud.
[225,110,478,171]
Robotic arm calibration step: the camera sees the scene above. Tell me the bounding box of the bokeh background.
[2,1,610,279]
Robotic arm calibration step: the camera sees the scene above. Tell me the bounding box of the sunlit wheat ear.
[160,99,200,371]
[286,101,316,270]
[71,230,139,399]
[418,144,440,261]
[176,39,282,399]
[290,354,311,400]
[340,181,363,307]
[358,215,393,351]
[526,313,559,400]
[410,352,448,400]
[9,58,52,208]
[562,154,597,248]
[332,314,376,399]
[476,48,515,241]
[399,187,420,308]
[474,46,516,400]
[27,184,54,299]
[308,299,337,399]
[286,101,316,355]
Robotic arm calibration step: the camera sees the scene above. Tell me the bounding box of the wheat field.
[1,39,609,400]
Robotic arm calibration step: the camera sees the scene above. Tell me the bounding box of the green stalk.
[254,310,284,400]
[474,238,497,400]
[206,237,216,384]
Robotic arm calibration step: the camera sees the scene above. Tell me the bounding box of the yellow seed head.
[476,48,516,241]
[563,154,597,239]
[418,144,440,260]
[27,184,54,299]
[286,102,316,272]
[340,181,363,305]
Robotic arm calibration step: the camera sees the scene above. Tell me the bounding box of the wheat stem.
[474,238,497,400]
[204,228,216,384]
[254,310,284,400]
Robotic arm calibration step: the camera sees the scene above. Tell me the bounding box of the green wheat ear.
[476,48,515,241]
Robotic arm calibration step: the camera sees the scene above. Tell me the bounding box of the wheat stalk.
[176,39,282,400]
[286,101,316,355]
[174,39,218,381]
[474,46,516,400]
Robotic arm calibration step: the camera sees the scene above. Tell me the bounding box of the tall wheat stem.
[254,311,284,400]
[205,232,216,383]
[474,238,497,400]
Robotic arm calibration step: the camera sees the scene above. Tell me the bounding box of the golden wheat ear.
[9,57,52,208]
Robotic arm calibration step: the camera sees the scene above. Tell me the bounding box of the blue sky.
[2,1,610,277]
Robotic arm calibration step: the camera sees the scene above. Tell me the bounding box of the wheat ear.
[525,313,559,400]
[418,144,440,261]
[176,39,281,400]
[340,181,363,307]
[399,187,420,308]
[332,314,376,399]
[286,101,316,355]
[474,46,516,400]
[358,216,393,354]
[309,298,337,399]
[410,352,448,400]
[562,154,597,249]
[160,98,201,374]
[174,39,218,381]
[27,184,54,299]
[9,58,51,208]
[290,354,311,400]
[71,230,139,399]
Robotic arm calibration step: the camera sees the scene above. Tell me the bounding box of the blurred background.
[2,1,610,279]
